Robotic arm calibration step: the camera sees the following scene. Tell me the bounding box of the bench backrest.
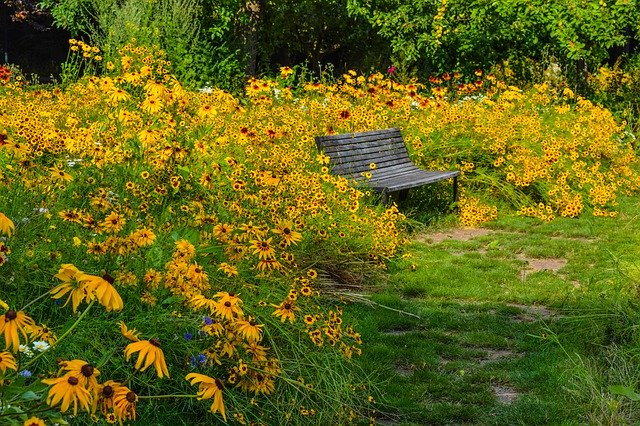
[315,128,412,178]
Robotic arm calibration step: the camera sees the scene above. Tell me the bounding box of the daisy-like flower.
[185,373,226,421]
[112,385,137,423]
[124,338,170,378]
[272,298,299,323]
[249,237,276,260]
[0,351,17,374]
[213,295,243,321]
[0,309,35,352]
[234,317,263,343]
[22,417,46,426]
[272,221,303,246]
[94,380,123,416]
[42,373,93,415]
[59,360,101,397]
[51,264,89,313]
[0,212,14,237]
[80,273,124,312]
[118,321,141,342]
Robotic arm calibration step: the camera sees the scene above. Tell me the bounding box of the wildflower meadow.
[0,40,639,425]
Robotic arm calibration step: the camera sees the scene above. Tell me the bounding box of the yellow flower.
[185,373,226,421]
[234,317,263,343]
[272,221,303,246]
[249,236,276,260]
[81,274,124,312]
[0,309,34,352]
[51,264,89,312]
[94,380,123,416]
[0,213,14,237]
[42,373,93,416]
[112,385,137,423]
[58,359,101,397]
[23,417,46,426]
[0,351,17,374]
[272,298,299,323]
[119,321,141,342]
[124,338,170,378]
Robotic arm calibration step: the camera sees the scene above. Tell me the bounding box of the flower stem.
[137,394,197,400]
[24,300,95,368]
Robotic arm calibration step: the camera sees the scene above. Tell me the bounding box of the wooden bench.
[315,128,460,205]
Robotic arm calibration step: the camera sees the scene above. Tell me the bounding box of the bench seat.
[315,128,460,204]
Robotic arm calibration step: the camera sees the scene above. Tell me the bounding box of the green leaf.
[19,391,39,401]
[608,385,640,401]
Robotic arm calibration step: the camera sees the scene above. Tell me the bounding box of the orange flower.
[0,309,34,352]
[51,264,89,312]
[0,351,17,374]
[0,213,14,237]
[42,373,93,416]
[113,385,137,423]
[272,298,299,323]
[185,373,226,421]
[124,338,170,378]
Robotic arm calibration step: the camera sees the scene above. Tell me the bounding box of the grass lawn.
[343,195,640,425]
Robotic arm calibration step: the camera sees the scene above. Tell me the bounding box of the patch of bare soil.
[395,363,414,377]
[415,227,495,244]
[507,303,559,322]
[516,254,567,278]
[477,348,522,365]
[492,384,520,404]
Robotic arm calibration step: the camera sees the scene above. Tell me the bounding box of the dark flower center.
[284,303,291,310]
[102,273,115,284]
[214,378,224,390]
[81,364,94,377]
[5,310,16,321]
[224,301,231,307]
[126,391,137,402]
[249,320,256,327]
[149,338,161,347]
[228,292,235,297]
[67,376,79,386]
[102,385,114,397]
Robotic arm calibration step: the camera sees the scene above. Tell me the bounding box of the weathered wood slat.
[315,127,460,205]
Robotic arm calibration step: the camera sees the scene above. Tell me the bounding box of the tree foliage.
[347,0,640,80]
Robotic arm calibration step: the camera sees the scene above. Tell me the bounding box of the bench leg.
[398,189,409,202]
[381,190,389,205]
[453,176,459,212]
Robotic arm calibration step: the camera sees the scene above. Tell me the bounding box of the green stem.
[20,291,51,312]
[137,394,197,400]
[23,300,96,368]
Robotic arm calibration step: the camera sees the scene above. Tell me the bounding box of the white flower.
[19,344,33,357]
[32,340,50,352]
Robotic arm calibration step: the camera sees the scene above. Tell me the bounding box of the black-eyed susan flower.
[118,321,141,342]
[51,264,89,312]
[124,337,170,378]
[42,373,93,415]
[80,274,124,312]
[0,351,17,374]
[234,317,263,343]
[22,417,46,426]
[94,380,123,416]
[112,385,137,423]
[59,359,101,397]
[0,212,14,237]
[185,373,226,422]
[272,221,302,246]
[249,236,276,260]
[0,309,34,352]
[272,298,299,323]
